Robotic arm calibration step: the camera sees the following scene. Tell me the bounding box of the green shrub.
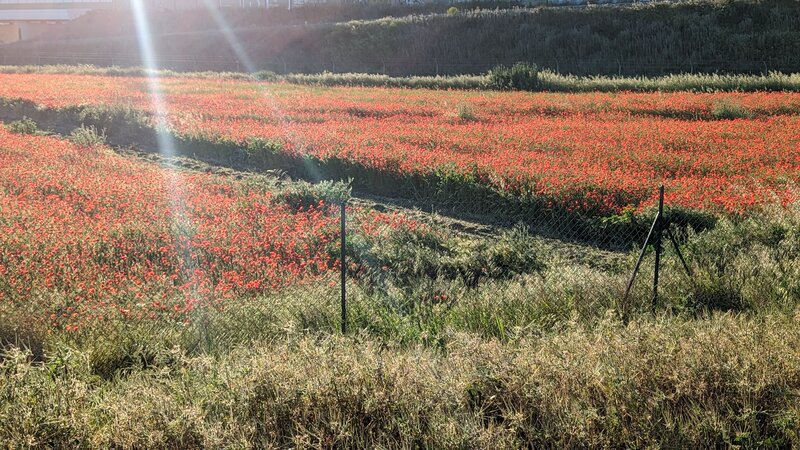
[276,179,352,211]
[711,100,753,120]
[253,70,279,81]
[355,225,544,288]
[456,103,478,121]
[69,125,107,147]
[447,6,459,15]
[678,205,800,313]
[4,117,40,135]
[488,62,540,91]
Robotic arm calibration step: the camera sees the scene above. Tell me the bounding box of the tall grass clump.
[68,125,107,146]
[281,71,489,90]
[677,205,800,313]
[537,71,800,93]
[488,62,540,91]
[456,103,478,121]
[710,100,753,120]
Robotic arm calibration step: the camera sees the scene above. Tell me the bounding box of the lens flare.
[130,0,200,311]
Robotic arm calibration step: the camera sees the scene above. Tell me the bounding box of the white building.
[0,0,115,43]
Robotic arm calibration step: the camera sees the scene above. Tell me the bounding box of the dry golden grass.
[1,312,799,448]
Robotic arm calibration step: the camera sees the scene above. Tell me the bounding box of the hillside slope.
[2,0,799,76]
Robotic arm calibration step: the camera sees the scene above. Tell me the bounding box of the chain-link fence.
[0,171,796,365]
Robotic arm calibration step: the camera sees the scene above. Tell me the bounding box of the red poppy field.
[0,73,798,216]
[0,126,420,332]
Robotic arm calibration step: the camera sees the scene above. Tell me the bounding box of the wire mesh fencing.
[0,182,796,361]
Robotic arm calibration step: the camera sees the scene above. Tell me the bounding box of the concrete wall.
[19,22,51,40]
[0,22,56,43]
[0,23,20,44]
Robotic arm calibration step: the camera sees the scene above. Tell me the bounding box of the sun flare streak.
[130,0,200,307]
[197,0,323,181]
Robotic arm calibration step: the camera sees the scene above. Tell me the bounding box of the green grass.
[3,65,800,93]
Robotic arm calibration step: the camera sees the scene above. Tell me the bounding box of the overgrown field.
[1,72,800,448]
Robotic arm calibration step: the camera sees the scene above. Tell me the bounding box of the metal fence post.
[652,185,664,310]
[340,202,347,334]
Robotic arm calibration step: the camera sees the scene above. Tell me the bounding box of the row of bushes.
[5,63,800,93]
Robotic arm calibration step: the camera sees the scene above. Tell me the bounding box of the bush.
[355,225,544,288]
[276,179,352,211]
[69,125,107,147]
[253,70,279,81]
[488,62,540,91]
[4,117,40,135]
[711,100,753,120]
[679,205,800,313]
[447,6,459,15]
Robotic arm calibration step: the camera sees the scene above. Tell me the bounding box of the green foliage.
[354,225,544,288]
[69,125,107,147]
[252,70,279,81]
[665,206,717,233]
[678,205,800,313]
[4,117,40,135]
[711,100,754,120]
[488,62,540,91]
[456,103,477,121]
[241,136,285,166]
[447,6,459,15]
[276,179,352,211]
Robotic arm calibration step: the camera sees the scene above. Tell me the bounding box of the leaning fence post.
[340,202,347,334]
[651,185,665,310]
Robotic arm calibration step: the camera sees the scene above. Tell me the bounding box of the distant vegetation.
[2,0,799,76]
[4,64,800,93]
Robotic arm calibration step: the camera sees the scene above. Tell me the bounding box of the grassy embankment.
[4,0,800,76]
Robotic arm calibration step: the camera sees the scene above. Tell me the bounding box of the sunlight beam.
[130,0,201,316]
[195,0,323,181]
